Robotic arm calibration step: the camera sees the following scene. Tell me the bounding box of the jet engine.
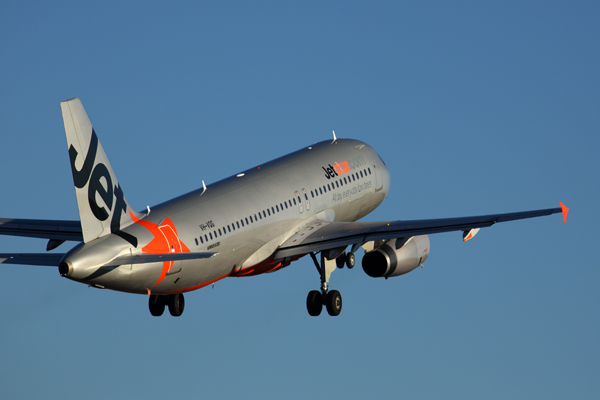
[362,235,430,278]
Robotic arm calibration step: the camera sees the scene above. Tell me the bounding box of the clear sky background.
[1,1,598,398]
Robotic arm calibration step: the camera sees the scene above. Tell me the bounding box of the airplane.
[0,98,569,317]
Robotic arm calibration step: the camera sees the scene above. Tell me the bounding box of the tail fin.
[61,98,142,244]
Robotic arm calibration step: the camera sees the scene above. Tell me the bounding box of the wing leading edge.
[274,204,567,259]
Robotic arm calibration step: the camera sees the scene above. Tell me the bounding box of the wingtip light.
[559,202,569,223]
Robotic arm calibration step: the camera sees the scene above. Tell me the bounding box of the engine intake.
[362,235,430,278]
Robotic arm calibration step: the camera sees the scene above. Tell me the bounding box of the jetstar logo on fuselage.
[322,162,349,179]
[322,156,366,179]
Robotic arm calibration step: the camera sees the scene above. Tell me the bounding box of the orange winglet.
[559,202,569,223]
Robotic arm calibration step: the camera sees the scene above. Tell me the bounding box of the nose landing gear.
[307,252,343,317]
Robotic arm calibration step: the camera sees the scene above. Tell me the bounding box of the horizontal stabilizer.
[0,218,82,241]
[0,253,65,266]
[103,252,217,267]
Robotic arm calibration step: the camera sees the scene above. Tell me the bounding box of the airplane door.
[372,162,383,192]
[302,188,310,211]
[295,191,304,213]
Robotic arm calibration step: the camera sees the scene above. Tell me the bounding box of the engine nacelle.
[362,235,430,278]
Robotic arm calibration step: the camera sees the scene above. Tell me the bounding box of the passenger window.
[263,210,266,218]
[319,187,323,195]
[209,232,213,240]
[293,198,296,205]
[267,209,271,216]
[279,203,283,210]
[311,191,314,198]
[236,221,240,229]
[200,236,204,244]
[336,181,339,188]
[195,238,198,245]
[285,202,288,209]
[228,226,231,233]
[255,214,258,221]
[344,177,347,184]
[297,196,301,204]
[218,228,222,236]
[368,167,371,174]
[327,184,331,191]
[204,234,208,241]
[360,171,364,178]
[241,220,244,227]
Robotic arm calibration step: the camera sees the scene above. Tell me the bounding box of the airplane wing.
[0,218,83,241]
[274,204,567,259]
[0,251,217,267]
[102,252,218,267]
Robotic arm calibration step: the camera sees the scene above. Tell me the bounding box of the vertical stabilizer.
[61,98,142,244]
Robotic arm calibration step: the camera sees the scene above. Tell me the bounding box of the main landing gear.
[307,252,346,317]
[336,251,355,269]
[149,293,185,317]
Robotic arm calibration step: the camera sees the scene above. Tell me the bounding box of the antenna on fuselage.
[201,180,207,196]
[332,130,337,144]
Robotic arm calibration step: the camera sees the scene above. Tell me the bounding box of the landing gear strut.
[148,293,185,317]
[307,252,342,317]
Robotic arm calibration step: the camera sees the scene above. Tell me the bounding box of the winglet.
[559,202,569,223]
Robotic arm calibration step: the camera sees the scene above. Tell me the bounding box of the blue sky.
[1,1,598,398]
